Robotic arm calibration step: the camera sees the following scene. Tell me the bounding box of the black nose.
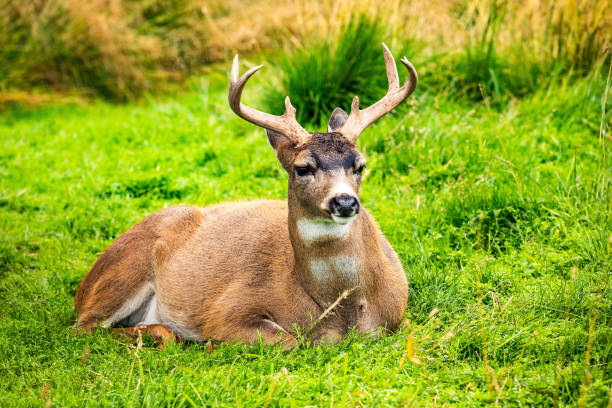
[329,194,359,217]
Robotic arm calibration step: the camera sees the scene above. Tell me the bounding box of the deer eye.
[355,165,366,175]
[295,166,313,177]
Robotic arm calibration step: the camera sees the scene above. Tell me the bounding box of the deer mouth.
[331,214,357,225]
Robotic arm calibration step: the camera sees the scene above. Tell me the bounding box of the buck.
[74,44,417,347]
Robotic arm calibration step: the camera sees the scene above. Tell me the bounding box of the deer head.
[229,43,417,226]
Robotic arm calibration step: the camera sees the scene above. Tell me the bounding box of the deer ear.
[266,128,285,151]
[266,128,294,152]
[265,128,296,172]
[327,107,348,132]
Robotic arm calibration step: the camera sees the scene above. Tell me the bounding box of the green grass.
[1,65,611,406]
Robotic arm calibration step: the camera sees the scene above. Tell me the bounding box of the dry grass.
[0,0,209,100]
[1,0,610,102]
[213,0,611,67]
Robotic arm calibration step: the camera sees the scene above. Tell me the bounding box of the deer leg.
[224,318,298,349]
[112,324,181,348]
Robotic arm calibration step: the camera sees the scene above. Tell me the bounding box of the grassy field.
[1,54,611,407]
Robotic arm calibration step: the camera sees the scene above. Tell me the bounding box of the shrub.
[423,0,611,104]
[0,0,209,101]
[263,15,393,126]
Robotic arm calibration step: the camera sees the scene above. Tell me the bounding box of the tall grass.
[0,0,610,103]
[263,15,393,126]
[264,0,611,112]
[0,0,211,100]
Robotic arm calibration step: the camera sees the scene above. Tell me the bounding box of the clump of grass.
[423,0,611,104]
[531,0,611,74]
[424,0,543,104]
[99,176,190,200]
[263,15,390,126]
[444,186,546,256]
[0,0,210,101]
[433,44,545,104]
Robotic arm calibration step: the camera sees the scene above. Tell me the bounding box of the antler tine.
[382,42,400,90]
[228,55,310,144]
[339,43,418,142]
[398,57,418,95]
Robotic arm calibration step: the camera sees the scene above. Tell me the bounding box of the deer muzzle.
[329,194,360,221]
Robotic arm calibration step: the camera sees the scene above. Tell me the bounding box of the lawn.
[0,65,611,406]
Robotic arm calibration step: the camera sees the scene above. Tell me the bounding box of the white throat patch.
[297,217,353,244]
[310,256,359,284]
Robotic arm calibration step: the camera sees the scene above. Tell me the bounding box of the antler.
[337,43,418,142]
[229,55,310,145]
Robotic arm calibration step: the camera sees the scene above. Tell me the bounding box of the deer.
[74,43,417,347]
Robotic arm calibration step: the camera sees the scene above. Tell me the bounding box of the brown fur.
[75,199,407,344]
[74,206,204,328]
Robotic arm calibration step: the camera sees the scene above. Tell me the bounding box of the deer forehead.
[295,133,362,170]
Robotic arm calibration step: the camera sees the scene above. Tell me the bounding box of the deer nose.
[329,194,359,217]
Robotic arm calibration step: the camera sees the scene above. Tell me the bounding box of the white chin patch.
[331,214,356,224]
[297,217,353,244]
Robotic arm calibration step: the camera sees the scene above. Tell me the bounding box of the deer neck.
[287,194,365,303]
